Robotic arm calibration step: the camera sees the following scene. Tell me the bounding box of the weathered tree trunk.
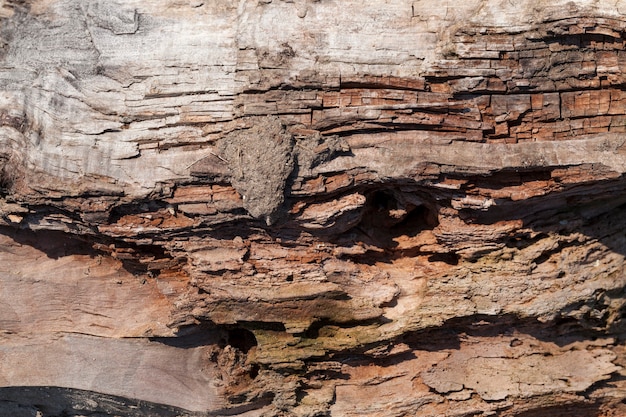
[1,0,626,415]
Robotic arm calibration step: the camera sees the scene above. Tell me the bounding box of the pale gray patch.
[219,116,294,225]
[294,132,350,175]
[86,1,139,35]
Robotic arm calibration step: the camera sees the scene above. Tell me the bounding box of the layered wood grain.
[1,1,626,416]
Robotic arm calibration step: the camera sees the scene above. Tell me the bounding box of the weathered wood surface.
[1,0,626,415]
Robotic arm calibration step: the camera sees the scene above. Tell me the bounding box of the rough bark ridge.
[1,0,626,416]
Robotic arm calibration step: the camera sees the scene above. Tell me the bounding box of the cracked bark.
[1,0,626,416]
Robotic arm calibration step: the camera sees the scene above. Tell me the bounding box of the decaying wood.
[1,0,626,416]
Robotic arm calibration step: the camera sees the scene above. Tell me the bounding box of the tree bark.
[1,0,626,416]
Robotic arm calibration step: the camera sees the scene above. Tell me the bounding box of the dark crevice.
[248,363,260,380]
[107,200,170,224]
[227,328,258,354]
[465,168,554,190]
[0,225,183,279]
[298,316,391,340]
[211,394,274,416]
[242,83,321,94]
[545,32,621,47]
[427,252,459,265]
[0,166,15,195]
[324,310,624,369]
[325,124,471,137]
[463,175,626,228]
[348,188,439,251]
[303,365,350,381]
[92,238,183,278]
[0,386,203,417]
[510,403,603,417]
[533,239,580,265]
[505,232,548,250]
[235,321,287,332]
[404,312,620,350]
[300,319,332,339]
[2,226,98,259]
[151,321,223,348]
[338,81,425,92]
[20,203,90,229]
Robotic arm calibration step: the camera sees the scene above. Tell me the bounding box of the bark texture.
[1,0,626,416]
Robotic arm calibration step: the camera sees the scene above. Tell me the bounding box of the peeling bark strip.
[1,0,626,416]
